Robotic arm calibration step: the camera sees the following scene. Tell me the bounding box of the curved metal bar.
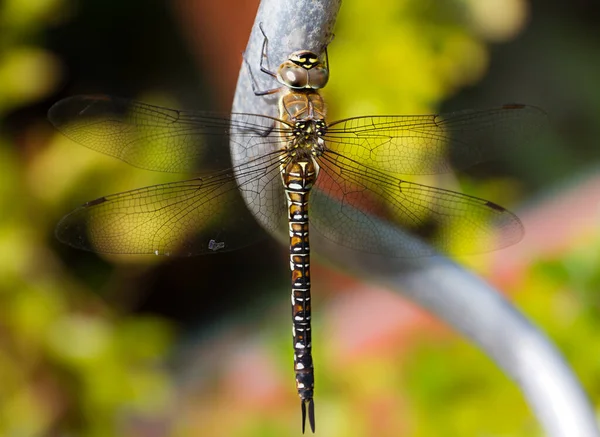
[231,1,599,435]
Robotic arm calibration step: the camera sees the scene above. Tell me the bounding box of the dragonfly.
[49,28,546,433]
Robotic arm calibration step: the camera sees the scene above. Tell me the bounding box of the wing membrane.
[325,105,547,175]
[312,150,523,257]
[51,95,533,258]
[48,95,288,173]
[56,152,284,255]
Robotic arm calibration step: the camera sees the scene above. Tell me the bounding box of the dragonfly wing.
[48,95,286,173]
[325,104,547,175]
[56,153,285,256]
[311,151,524,257]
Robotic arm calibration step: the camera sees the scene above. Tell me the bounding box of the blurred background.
[1,0,600,435]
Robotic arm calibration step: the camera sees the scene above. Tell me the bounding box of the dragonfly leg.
[321,32,334,75]
[242,22,282,96]
[258,22,277,78]
[243,55,281,96]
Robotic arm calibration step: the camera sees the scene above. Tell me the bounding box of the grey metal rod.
[230,1,598,435]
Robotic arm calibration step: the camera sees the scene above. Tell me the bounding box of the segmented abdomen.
[281,158,318,409]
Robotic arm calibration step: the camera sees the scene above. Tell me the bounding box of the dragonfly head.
[277,50,329,90]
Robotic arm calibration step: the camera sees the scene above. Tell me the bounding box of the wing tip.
[48,94,117,128]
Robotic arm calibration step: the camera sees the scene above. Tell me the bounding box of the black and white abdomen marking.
[280,157,319,433]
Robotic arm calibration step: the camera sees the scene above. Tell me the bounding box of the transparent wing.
[312,151,524,257]
[51,95,532,258]
[56,152,285,256]
[48,95,289,173]
[325,104,547,175]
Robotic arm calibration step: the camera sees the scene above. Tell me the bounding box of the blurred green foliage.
[1,0,600,436]
[0,0,63,114]
[328,0,493,116]
[0,1,177,436]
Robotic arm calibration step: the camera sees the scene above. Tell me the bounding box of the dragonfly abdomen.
[281,158,318,433]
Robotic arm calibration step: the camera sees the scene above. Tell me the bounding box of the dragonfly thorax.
[285,120,326,158]
[277,50,329,90]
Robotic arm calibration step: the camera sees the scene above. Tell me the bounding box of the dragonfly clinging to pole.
[49,25,546,433]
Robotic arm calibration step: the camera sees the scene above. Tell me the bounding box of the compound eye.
[278,64,309,88]
[308,66,329,89]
